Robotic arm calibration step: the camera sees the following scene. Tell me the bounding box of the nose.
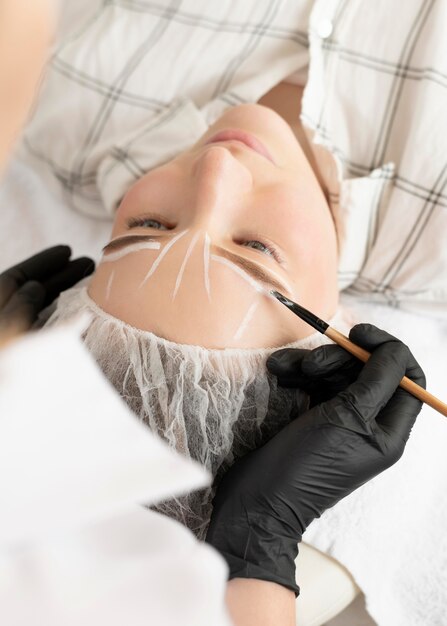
[189,144,253,232]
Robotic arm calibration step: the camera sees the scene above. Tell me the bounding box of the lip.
[204,129,276,164]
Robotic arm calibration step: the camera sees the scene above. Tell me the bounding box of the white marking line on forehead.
[105,270,115,301]
[204,233,211,301]
[139,229,188,287]
[211,254,264,293]
[101,241,161,263]
[233,301,259,341]
[172,231,201,300]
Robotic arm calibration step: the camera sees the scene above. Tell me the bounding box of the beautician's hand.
[0,246,94,335]
[205,325,425,597]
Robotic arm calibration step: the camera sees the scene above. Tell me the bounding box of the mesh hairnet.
[45,285,350,540]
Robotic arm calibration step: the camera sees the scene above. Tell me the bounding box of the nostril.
[191,143,254,186]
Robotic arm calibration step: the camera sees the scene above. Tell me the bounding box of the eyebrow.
[211,246,291,295]
[102,234,291,295]
[102,234,165,253]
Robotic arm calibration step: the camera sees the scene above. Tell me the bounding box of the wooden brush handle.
[325,327,447,418]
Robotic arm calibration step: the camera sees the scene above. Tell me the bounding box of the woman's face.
[88,103,338,349]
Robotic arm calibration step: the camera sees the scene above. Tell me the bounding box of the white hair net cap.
[46,285,351,540]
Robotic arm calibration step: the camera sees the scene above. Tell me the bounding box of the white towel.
[301,296,447,626]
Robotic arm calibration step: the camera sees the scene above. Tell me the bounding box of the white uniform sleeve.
[0,319,232,626]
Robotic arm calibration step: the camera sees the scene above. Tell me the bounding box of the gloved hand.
[0,246,94,335]
[205,324,426,596]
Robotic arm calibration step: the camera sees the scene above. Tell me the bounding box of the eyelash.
[126,216,284,263]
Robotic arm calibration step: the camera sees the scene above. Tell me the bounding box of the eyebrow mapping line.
[139,229,189,287]
[212,247,293,295]
[204,232,211,300]
[172,231,201,300]
[101,241,161,263]
[233,301,259,340]
[105,269,115,301]
[211,254,265,293]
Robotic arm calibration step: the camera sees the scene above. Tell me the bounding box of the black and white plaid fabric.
[19,0,447,313]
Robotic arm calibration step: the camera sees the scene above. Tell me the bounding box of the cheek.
[114,164,177,231]
[286,207,338,316]
[113,183,144,235]
[293,211,337,266]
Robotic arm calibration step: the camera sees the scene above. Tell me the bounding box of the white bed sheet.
[1,158,447,626]
[1,159,111,264]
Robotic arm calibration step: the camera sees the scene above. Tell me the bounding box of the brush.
[270,290,447,418]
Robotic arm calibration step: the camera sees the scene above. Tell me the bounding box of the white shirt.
[19,0,447,311]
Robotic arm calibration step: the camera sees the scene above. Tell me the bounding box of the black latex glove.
[0,246,95,333]
[267,340,365,407]
[205,324,426,596]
